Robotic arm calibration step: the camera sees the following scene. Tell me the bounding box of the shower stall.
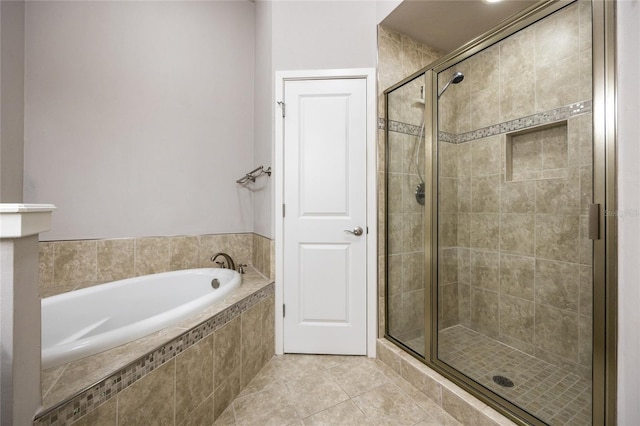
[383,1,615,424]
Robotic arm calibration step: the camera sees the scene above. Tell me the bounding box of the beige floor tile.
[302,400,370,425]
[233,383,299,425]
[285,371,351,418]
[352,383,429,425]
[328,360,390,397]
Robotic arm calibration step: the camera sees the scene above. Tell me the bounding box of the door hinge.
[283,304,286,317]
[277,101,285,118]
[366,226,369,234]
[588,203,600,240]
[283,204,286,217]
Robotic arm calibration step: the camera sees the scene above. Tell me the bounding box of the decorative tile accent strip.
[33,283,275,426]
[378,117,386,130]
[441,100,592,144]
[378,118,423,137]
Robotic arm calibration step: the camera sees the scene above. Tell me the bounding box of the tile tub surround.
[39,232,274,298]
[377,339,516,426]
[35,267,274,426]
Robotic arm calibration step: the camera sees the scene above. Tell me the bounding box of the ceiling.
[381,0,539,53]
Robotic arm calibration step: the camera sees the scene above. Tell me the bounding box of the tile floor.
[213,354,462,425]
[431,326,592,426]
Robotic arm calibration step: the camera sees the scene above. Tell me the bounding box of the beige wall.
[437,1,592,377]
[0,0,25,203]
[24,1,256,241]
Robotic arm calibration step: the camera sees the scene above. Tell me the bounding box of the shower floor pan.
[407,326,592,426]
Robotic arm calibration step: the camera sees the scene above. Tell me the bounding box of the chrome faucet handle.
[237,264,247,274]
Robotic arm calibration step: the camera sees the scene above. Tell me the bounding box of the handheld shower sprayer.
[437,72,465,98]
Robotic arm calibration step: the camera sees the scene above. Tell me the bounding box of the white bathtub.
[41,268,241,369]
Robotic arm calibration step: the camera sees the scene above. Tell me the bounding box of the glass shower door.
[434,3,594,425]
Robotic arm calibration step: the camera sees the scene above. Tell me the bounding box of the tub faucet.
[210,252,236,271]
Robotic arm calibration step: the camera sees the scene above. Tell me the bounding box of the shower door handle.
[344,227,364,236]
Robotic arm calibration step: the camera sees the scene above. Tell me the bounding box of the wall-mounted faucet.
[210,253,236,271]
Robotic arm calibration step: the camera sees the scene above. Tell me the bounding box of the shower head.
[437,72,465,99]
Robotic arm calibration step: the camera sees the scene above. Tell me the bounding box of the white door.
[283,78,368,355]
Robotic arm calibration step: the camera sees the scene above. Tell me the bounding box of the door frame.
[274,68,377,357]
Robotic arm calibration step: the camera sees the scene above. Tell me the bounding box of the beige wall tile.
[579,215,593,265]
[534,3,579,67]
[580,164,593,214]
[439,213,458,248]
[471,250,500,291]
[535,54,581,112]
[535,214,580,263]
[440,142,458,178]
[442,387,495,426]
[457,177,471,213]
[439,248,458,285]
[53,240,97,287]
[213,368,241,420]
[501,180,535,213]
[471,136,502,177]
[439,177,458,213]
[175,335,214,423]
[534,304,579,361]
[403,174,424,214]
[72,398,116,426]
[499,26,535,84]
[472,175,500,213]
[535,259,580,312]
[500,213,535,256]
[440,283,459,326]
[134,237,170,276]
[579,314,592,367]
[467,46,500,94]
[241,303,263,387]
[457,213,470,247]
[170,236,199,271]
[261,295,275,355]
[470,287,499,338]
[458,283,471,327]
[388,213,403,255]
[198,234,226,267]
[457,142,472,177]
[388,255,402,296]
[39,242,55,296]
[535,169,580,215]
[179,396,213,426]
[403,252,424,293]
[542,124,569,169]
[579,264,593,316]
[457,248,471,285]
[470,87,500,130]
[214,316,241,389]
[500,71,536,122]
[499,294,534,345]
[402,213,423,253]
[118,360,175,426]
[470,214,500,250]
[499,254,535,301]
[97,239,134,283]
[388,174,403,214]
[401,290,424,334]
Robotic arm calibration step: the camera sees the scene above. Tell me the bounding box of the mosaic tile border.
[452,100,592,144]
[379,100,592,144]
[34,283,275,426]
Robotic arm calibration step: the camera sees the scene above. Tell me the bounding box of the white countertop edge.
[0,203,56,213]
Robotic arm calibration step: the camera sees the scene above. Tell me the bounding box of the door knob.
[344,226,364,236]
